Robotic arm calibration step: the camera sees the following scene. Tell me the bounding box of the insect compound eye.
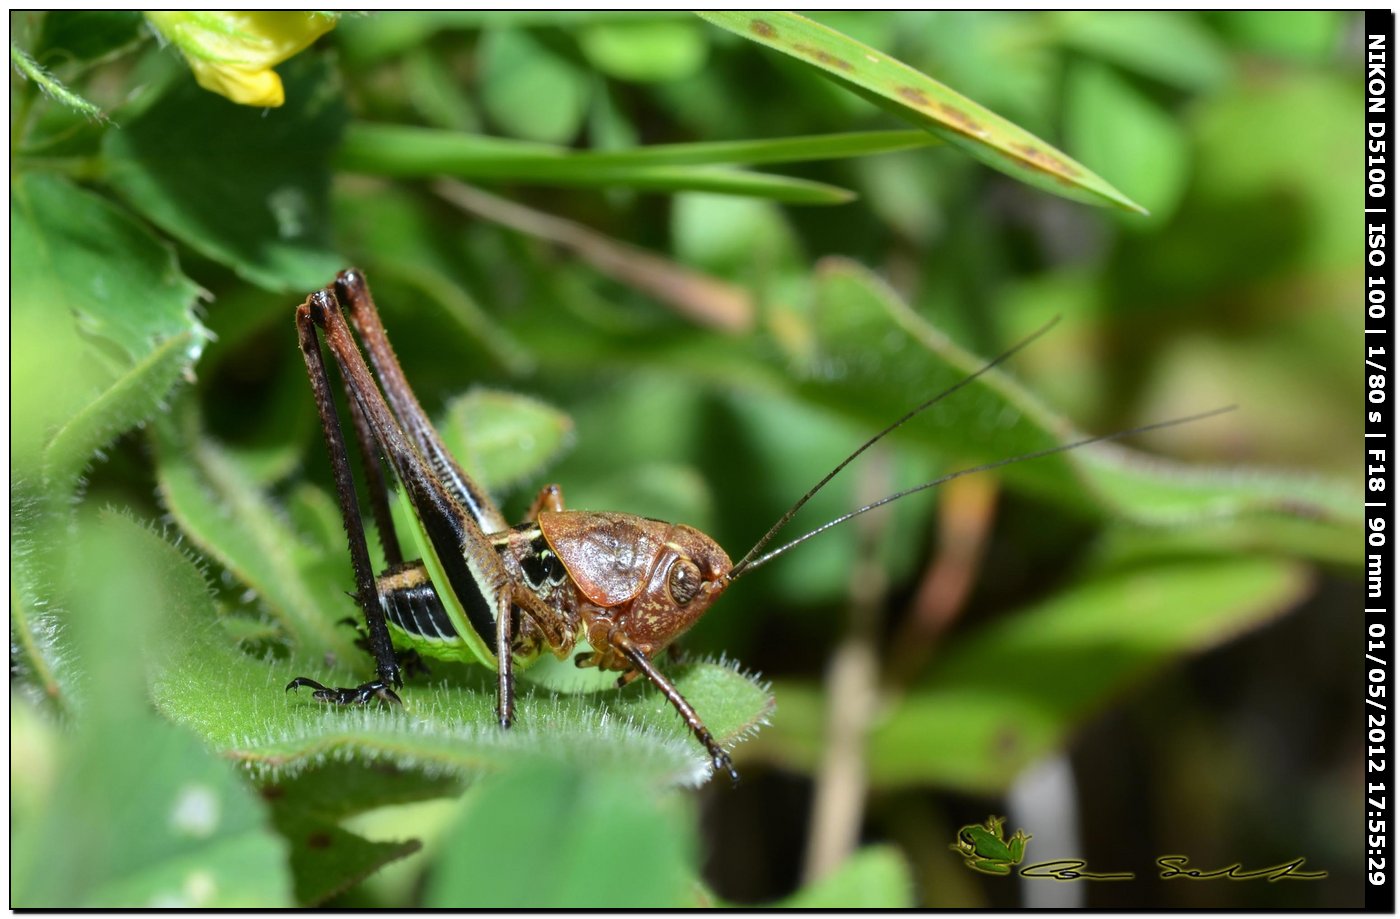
[667,558,702,606]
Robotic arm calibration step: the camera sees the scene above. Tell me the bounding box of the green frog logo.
[950,816,1031,876]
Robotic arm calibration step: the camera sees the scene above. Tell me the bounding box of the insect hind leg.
[337,616,431,678]
[290,298,403,695]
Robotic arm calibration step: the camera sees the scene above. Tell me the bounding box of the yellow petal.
[187,59,285,108]
[145,11,337,107]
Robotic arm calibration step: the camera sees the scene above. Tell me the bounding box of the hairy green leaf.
[12,512,292,908]
[11,171,204,483]
[10,171,204,712]
[152,396,356,658]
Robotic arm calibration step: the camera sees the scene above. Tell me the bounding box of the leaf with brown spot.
[273,808,420,906]
[749,18,776,39]
[698,11,1147,214]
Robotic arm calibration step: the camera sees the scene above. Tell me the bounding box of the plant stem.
[801,455,891,884]
[9,42,107,124]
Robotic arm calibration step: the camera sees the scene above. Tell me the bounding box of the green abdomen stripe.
[392,490,498,669]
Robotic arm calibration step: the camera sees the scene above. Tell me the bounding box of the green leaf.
[578,20,708,83]
[11,171,205,483]
[44,332,200,501]
[424,760,697,907]
[1215,10,1345,63]
[336,12,694,65]
[1053,11,1231,92]
[33,10,145,63]
[439,389,575,495]
[800,260,1358,560]
[1065,62,1191,222]
[776,846,914,908]
[11,483,76,712]
[262,760,466,823]
[478,27,589,145]
[11,171,203,712]
[402,46,482,132]
[102,52,346,291]
[12,512,293,908]
[159,642,772,789]
[697,11,1145,213]
[272,808,421,906]
[13,706,295,907]
[755,554,1308,792]
[1191,69,1356,271]
[152,395,356,658]
[671,193,800,277]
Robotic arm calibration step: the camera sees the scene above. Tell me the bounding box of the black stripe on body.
[411,484,499,647]
[423,442,506,534]
[378,563,458,641]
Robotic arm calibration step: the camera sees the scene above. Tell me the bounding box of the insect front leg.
[495,582,577,728]
[495,591,515,728]
[286,303,402,705]
[607,630,738,783]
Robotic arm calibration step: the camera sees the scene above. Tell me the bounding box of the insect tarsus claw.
[713,751,739,785]
[285,676,401,706]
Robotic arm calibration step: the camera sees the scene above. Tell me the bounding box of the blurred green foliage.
[10,10,1360,907]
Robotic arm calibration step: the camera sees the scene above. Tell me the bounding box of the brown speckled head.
[538,511,732,654]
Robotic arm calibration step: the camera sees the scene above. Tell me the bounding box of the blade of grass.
[698,11,1146,214]
[338,124,857,204]
[344,121,934,168]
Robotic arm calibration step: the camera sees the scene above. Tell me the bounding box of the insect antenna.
[727,316,1061,580]
[726,405,1236,579]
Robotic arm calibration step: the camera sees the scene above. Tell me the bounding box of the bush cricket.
[286,269,1229,781]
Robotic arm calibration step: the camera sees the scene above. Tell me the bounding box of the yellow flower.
[144,11,337,107]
